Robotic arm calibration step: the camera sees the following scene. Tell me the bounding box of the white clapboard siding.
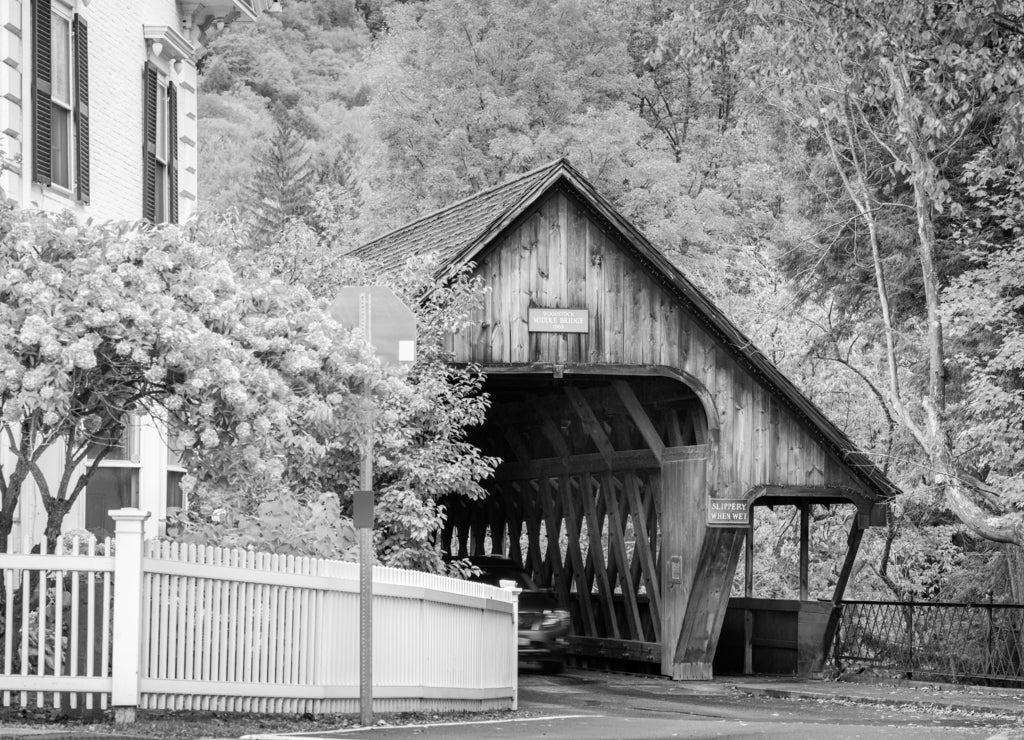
[0,512,518,715]
[0,535,114,710]
[138,541,517,714]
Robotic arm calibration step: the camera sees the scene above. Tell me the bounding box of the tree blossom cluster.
[1,204,497,569]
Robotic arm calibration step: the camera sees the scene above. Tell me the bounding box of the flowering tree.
[0,203,375,552]
[3,201,498,569]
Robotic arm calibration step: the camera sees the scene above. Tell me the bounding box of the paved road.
[247,670,1024,740]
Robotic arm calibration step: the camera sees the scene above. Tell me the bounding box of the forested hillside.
[198,0,1024,601]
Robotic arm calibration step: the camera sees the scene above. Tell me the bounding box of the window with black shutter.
[72,13,89,204]
[168,83,178,224]
[31,0,52,186]
[142,61,158,222]
[142,62,178,224]
[31,1,89,202]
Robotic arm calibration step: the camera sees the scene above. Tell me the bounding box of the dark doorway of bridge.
[442,372,709,671]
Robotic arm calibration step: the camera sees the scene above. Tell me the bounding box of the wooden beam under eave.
[612,380,665,463]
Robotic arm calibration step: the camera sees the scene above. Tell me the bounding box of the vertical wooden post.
[744,514,754,675]
[744,515,754,597]
[660,449,707,677]
[799,503,809,602]
[111,508,149,725]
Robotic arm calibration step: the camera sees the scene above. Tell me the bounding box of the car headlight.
[540,609,570,628]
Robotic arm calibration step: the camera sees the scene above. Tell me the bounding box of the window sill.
[88,460,142,469]
[38,182,81,206]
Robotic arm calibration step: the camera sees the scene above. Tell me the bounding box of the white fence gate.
[0,509,518,721]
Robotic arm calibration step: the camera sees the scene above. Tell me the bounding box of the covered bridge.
[352,159,897,680]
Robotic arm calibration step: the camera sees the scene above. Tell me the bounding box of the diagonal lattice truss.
[443,376,708,649]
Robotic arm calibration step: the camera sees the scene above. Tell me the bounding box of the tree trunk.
[41,498,73,553]
[881,56,1024,551]
[939,445,1024,548]
[0,508,13,553]
[0,424,36,552]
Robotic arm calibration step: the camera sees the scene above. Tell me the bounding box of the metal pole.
[985,590,994,681]
[906,593,914,679]
[359,293,373,726]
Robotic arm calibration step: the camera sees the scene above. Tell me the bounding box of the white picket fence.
[0,509,518,719]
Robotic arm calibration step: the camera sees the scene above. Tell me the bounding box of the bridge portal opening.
[442,371,709,670]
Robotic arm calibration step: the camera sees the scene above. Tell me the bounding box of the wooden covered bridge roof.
[352,159,900,503]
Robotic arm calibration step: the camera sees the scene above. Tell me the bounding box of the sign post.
[329,287,417,726]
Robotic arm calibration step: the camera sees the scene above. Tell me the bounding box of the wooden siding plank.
[534,198,554,362]
[604,232,624,363]
[756,387,771,484]
[585,216,604,362]
[567,199,588,362]
[770,397,784,487]
[515,215,533,363]
[555,193,570,362]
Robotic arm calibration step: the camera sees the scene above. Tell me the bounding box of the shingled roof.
[350,159,900,502]
[351,160,567,274]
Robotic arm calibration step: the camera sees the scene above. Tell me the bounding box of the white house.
[1,0,276,544]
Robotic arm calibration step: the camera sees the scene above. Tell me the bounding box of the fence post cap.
[110,508,151,534]
[109,508,151,522]
[499,579,522,596]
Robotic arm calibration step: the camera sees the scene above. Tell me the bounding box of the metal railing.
[833,599,1024,686]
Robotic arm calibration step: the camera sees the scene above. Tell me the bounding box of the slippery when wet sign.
[707,498,750,526]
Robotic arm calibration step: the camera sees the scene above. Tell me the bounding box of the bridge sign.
[707,498,750,526]
[329,286,417,365]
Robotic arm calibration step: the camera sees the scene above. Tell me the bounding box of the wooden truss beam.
[612,380,665,463]
[565,386,616,463]
[492,449,660,481]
